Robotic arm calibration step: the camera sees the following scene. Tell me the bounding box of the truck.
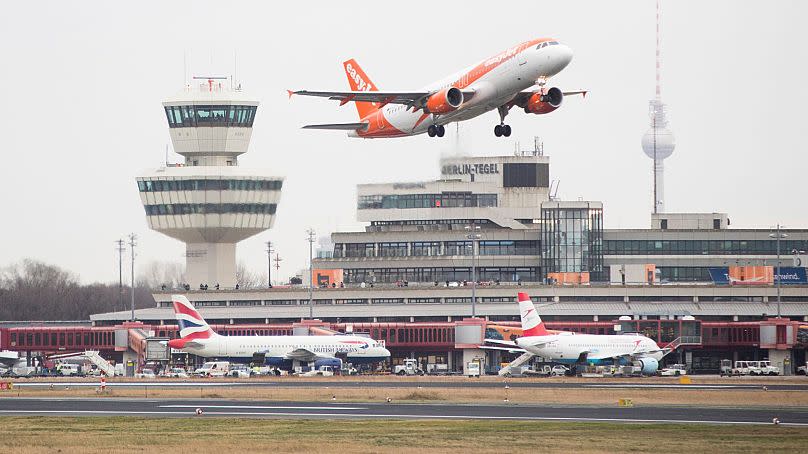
[300,365,335,377]
[194,361,229,377]
[393,359,424,376]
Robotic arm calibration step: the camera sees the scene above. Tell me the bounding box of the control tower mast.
[641,0,675,214]
[136,77,283,288]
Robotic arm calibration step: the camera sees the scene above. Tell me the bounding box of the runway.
[0,397,805,426]
[12,380,808,391]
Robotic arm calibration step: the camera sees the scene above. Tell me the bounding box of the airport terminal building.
[51,149,805,375]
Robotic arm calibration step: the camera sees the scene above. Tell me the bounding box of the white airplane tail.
[518,292,549,336]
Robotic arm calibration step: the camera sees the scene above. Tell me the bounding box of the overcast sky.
[0,1,805,284]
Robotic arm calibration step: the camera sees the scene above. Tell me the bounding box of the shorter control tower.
[137,77,283,288]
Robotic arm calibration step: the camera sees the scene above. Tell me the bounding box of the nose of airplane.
[556,44,573,70]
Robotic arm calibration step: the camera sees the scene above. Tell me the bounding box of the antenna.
[534,136,544,156]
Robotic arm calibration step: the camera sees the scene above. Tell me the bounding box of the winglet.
[286,90,295,99]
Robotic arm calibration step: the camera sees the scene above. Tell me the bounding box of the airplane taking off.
[167,295,390,370]
[289,38,585,138]
[489,293,667,376]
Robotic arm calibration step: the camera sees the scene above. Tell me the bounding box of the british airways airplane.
[167,295,390,370]
[489,293,668,376]
[289,38,585,138]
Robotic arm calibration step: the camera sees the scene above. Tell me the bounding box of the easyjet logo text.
[346,63,373,91]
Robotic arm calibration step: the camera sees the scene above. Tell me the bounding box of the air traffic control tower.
[136,78,283,288]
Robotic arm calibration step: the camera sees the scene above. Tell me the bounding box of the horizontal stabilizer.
[302,122,368,131]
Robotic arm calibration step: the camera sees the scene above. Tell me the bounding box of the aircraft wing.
[301,122,368,131]
[479,345,525,353]
[290,90,429,106]
[483,338,518,347]
[290,89,476,110]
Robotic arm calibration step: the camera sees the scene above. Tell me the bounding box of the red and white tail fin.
[343,58,379,120]
[167,295,217,349]
[518,292,549,337]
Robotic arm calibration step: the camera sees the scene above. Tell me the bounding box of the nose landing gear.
[427,124,445,137]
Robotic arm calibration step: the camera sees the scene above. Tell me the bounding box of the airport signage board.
[709,267,807,285]
[441,163,500,176]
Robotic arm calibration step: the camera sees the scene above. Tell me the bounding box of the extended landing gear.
[494,124,511,137]
[427,124,446,137]
[494,105,512,137]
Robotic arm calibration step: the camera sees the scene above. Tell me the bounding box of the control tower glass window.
[164,105,257,128]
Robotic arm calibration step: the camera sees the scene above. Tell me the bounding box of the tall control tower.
[641,0,675,214]
[136,77,283,288]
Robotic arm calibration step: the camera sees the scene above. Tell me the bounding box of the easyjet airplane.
[289,38,585,138]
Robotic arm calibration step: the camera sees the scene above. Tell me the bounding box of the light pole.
[116,239,125,311]
[769,224,788,319]
[128,233,137,321]
[465,225,482,318]
[306,229,316,319]
[265,241,274,288]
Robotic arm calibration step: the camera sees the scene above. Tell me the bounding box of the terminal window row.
[337,240,540,258]
[138,179,282,192]
[342,266,540,284]
[358,192,497,210]
[164,105,257,128]
[604,239,808,256]
[144,203,277,216]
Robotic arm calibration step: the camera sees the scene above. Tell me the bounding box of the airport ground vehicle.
[756,361,780,376]
[163,367,189,378]
[797,363,808,375]
[57,363,81,376]
[720,359,733,376]
[301,365,335,377]
[467,362,481,378]
[731,360,779,376]
[194,361,230,377]
[228,364,251,378]
[426,363,449,375]
[394,359,424,376]
[659,364,688,376]
[135,368,156,379]
[550,365,570,376]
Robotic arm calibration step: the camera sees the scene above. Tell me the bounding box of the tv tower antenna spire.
[642,0,675,214]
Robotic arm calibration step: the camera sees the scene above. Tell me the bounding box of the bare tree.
[137,260,185,289]
[235,262,265,289]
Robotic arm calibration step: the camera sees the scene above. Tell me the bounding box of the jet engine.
[635,357,659,375]
[314,358,343,369]
[425,87,464,114]
[524,87,563,114]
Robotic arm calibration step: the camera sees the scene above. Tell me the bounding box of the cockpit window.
[536,41,559,49]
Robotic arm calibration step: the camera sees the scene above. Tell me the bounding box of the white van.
[58,363,81,376]
[195,361,229,377]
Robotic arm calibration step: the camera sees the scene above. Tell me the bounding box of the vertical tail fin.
[170,295,217,344]
[343,59,379,120]
[518,292,549,336]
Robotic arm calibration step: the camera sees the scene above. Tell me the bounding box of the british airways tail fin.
[517,292,549,337]
[168,295,217,349]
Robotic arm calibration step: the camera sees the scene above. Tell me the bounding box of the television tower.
[641,0,675,214]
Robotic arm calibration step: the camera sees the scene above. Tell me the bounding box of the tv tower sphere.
[641,100,675,161]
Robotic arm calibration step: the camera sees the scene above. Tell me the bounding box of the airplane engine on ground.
[525,87,563,114]
[425,87,463,114]
[635,357,660,375]
[314,358,343,369]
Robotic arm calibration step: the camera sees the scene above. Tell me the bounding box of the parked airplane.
[489,293,667,375]
[167,295,390,370]
[289,38,585,138]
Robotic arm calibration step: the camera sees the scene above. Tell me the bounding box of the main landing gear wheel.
[428,125,445,138]
[494,124,512,137]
